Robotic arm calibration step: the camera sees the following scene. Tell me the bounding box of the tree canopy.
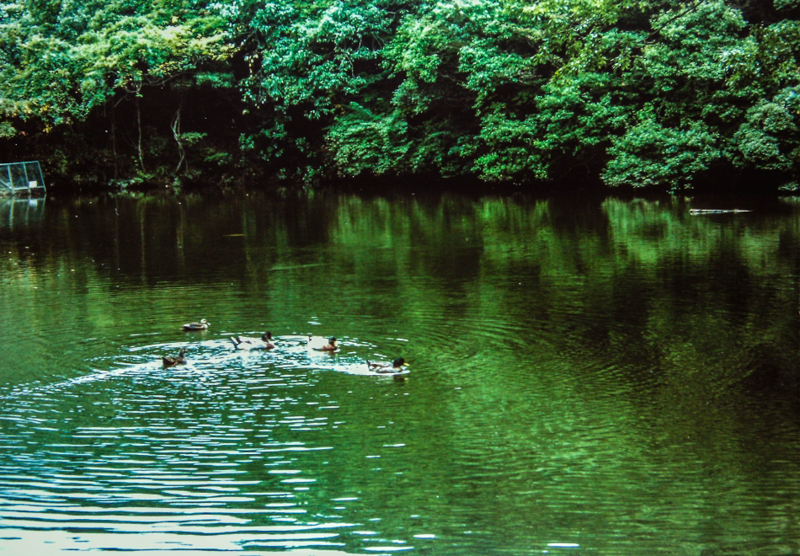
[1,0,799,192]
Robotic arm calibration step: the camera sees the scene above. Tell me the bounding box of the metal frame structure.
[0,161,46,195]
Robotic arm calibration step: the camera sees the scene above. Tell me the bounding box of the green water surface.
[1,192,799,555]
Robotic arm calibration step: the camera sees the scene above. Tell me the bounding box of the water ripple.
[0,333,405,552]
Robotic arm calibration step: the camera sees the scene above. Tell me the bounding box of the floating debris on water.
[689,208,753,215]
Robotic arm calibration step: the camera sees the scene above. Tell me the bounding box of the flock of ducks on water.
[163,318,409,379]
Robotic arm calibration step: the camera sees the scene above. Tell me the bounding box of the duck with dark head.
[308,336,338,352]
[163,347,187,367]
[231,331,275,350]
[367,357,408,374]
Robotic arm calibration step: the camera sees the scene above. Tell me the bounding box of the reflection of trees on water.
[3,194,800,551]
[5,196,800,396]
[4,195,800,390]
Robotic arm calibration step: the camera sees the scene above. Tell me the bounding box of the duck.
[308,336,338,352]
[163,347,187,367]
[367,357,408,374]
[183,319,210,331]
[231,331,275,350]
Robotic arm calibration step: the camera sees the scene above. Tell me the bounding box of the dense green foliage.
[1,0,799,192]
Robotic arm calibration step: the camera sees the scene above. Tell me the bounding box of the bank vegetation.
[1,0,799,193]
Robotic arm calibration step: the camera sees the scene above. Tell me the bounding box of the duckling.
[308,336,338,352]
[183,319,210,331]
[163,347,187,367]
[231,331,275,350]
[367,357,408,374]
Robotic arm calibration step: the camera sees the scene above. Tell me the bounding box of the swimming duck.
[183,319,210,331]
[163,347,187,367]
[231,331,275,350]
[367,357,408,374]
[308,336,338,352]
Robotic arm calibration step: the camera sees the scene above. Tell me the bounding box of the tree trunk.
[171,99,185,174]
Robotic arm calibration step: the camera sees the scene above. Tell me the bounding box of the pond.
[1,191,799,555]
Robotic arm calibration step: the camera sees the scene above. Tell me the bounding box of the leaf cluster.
[2,0,800,191]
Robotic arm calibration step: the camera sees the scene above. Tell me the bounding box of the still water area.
[1,191,799,555]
